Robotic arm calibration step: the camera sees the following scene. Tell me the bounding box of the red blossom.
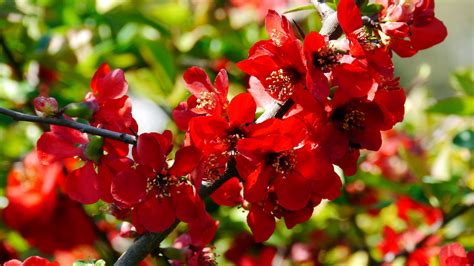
[4,256,59,266]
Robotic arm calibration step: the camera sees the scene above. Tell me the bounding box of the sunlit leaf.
[451,68,474,96]
[426,96,474,116]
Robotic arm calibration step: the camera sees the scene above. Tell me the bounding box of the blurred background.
[0,0,472,265]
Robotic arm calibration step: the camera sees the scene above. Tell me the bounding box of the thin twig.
[0,108,136,144]
[0,34,22,80]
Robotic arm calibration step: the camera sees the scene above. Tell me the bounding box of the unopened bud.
[64,102,95,119]
[84,135,104,162]
[33,96,58,117]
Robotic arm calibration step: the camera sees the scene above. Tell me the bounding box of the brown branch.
[0,108,136,144]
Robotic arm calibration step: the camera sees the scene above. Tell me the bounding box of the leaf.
[361,4,383,16]
[284,4,316,14]
[426,96,474,116]
[453,129,474,150]
[451,68,474,96]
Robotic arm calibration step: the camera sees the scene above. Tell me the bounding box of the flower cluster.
[2,150,97,254]
[32,0,447,248]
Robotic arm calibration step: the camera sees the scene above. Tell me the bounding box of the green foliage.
[426,96,474,116]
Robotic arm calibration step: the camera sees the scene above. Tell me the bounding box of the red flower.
[172,67,229,130]
[439,243,474,266]
[170,234,217,266]
[111,131,217,245]
[376,0,448,57]
[235,118,341,241]
[2,151,96,254]
[224,233,277,266]
[4,256,59,266]
[86,63,137,156]
[396,196,443,226]
[237,10,306,103]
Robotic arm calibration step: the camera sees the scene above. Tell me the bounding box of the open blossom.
[4,256,59,266]
[172,67,229,131]
[238,10,306,103]
[376,0,448,57]
[111,131,218,245]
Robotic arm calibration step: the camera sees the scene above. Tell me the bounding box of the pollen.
[146,175,173,199]
[265,68,299,101]
[354,28,382,51]
[270,29,284,47]
[312,47,340,72]
[342,109,366,131]
[271,150,297,177]
[196,92,217,111]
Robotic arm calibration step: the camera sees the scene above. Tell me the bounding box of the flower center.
[343,109,366,131]
[146,175,174,198]
[265,68,300,101]
[196,92,217,111]
[312,47,340,72]
[270,151,296,177]
[270,29,284,47]
[202,154,225,184]
[354,28,382,51]
[224,128,246,153]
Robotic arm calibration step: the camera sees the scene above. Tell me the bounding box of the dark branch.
[0,108,136,145]
[0,34,22,80]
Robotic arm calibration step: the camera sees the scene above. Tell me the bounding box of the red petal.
[134,133,166,171]
[265,10,296,45]
[183,67,214,96]
[210,177,243,206]
[135,197,176,232]
[228,93,256,126]
[244,164,270,203]
[439,243,468,266]
[90,63,110,95]
[283,205,313,229]
[170,183,202,222]
[214,68,229,101]
[168,146,202,176]
[248,76,275,109]
[337,0,363,34]
[274,171,312,211]
[111,169,147,206]
[66,162,101,204]
[37,132,83,164]
[247,205,275,242]
[411,18,447,51]
[96,69,128,100]
[188,212,218,247]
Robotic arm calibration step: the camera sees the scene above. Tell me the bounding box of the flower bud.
[64,102,95,119]
[84,135,104,162]
[33,96,58,117]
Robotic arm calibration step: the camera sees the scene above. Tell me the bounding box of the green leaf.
[426,96,474,116]
[453,129,474,150]
[284,4,316,14]
[361,3,383,16]
[73,260,106,266]
[451,69,474,96]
